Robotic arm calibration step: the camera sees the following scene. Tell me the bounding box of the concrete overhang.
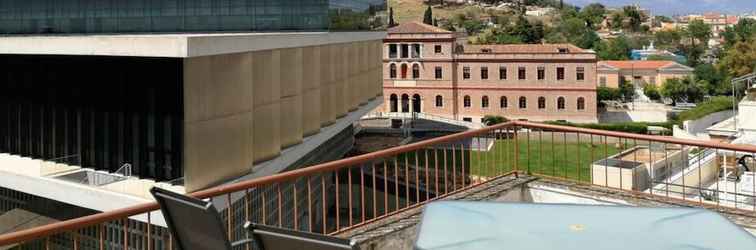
[0,97,383,226]
[0,31,386,58]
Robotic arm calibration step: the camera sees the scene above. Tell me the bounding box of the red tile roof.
[727,16,739,25]
[388,21,452,34]
[600,60,676,70]
[462,44,587,54]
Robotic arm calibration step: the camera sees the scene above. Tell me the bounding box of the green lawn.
[470,138,622,182]
[392,137,623,183]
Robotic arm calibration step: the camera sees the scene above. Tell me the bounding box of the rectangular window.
[599,76,607,87]
[518,67,526,80]
[499,66,507,80]
[389,44,397,58]
[435,67,443,79]
[412,44,421,58]
[557,67,565,80]
[463,67,471,79]
[577,67,585,81]
[434,45,442,54]
[537,66,545,80]
[401,44,409,58]
[481,67,489,80]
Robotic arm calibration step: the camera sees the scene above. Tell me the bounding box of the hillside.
[388,0,475,24]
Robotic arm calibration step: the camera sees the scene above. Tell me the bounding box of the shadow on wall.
[599,111,634,123]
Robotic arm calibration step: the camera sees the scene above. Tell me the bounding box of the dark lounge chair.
[150,187,358,250]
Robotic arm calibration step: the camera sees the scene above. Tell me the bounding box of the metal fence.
[1,121,755,249]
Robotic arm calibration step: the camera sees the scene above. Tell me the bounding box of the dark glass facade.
[0,0,387,34]
[0,55,184,181]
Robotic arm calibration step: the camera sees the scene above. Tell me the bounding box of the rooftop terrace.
[1,121,755,249]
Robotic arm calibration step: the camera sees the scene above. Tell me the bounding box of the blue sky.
[567,0,756,16]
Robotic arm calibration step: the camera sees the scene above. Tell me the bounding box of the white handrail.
[363,112,484,129]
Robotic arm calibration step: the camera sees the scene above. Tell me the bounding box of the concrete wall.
[591,164,650,191]
[183,40,383,192]
[592,148,688,191]
[682,110,734,137]
[669,158,718,195]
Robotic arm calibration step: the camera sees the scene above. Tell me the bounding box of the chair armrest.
[231,239,254,248]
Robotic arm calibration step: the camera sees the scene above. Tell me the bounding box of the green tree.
[579,3,606,29]
[622,6,643,32]
[661,78,686,104]
[423,6,433,25]
[495,33,524,44]
[686,20,712,47]
[482,115,509,126]
[694,64,724,95]
[619,80,635,102]
[597,87,621,107]
[643,84,661,101]
[722,19,756,49]
[512,16,540,43]
[653,29,683,50]
[661,77,705,103]
[719,40,756,77]
[452,13,467,27]
[576,30,600,49]
[463,20,485,35]
[388,8,397,27]
[610,12,624,30]
[595,36,631,60]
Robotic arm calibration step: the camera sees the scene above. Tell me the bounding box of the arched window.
[389,94,398,112]
[435,95,443,107]
[577,97,585,110]
[401,64,408,79]
[389,64,397,79]
[464,95,471,108]
[557,97,566,110]
[482,96,489,108]
[401,94,410,112]
[412,94,422,113]
[500,96,508,108]
[412,64,420,79]
[538,97,546,110]
[519,97,527,109]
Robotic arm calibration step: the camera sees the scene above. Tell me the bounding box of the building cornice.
[0,31,386,58]
[385,86,597,91]
[383,38,456,43]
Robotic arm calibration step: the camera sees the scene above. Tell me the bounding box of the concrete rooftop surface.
[338,175,756,250]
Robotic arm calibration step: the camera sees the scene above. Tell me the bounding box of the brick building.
[382,22,598,123]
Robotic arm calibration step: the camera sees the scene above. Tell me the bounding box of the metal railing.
[1,121,756,249]
[363,112,485,129]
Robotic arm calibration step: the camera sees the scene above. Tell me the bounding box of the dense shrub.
[545,121,673,135]
[675,96,734,125]
[483,115,508,125]
[597,87,622,107]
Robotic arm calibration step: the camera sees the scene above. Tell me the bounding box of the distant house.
[630,42,686,63]
[597,60,693,88]
[525,7,554,17]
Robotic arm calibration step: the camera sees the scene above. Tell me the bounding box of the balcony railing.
[1,121,755,249]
